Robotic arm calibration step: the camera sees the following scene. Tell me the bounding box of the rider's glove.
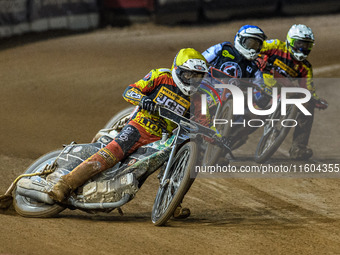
[211,126,222,138]
[314,97,328,110]
[210,127,231,150]
[256,54,272,73]
[139,96,158,113]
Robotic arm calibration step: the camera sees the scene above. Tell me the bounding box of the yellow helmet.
[172,48,208,96]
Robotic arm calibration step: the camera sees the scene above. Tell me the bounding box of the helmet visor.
[241,37,263,52]
[182,70,205,80]
[177,67,206,87]
[293,39,313,55]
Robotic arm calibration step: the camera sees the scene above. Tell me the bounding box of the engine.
[79,173,139,203]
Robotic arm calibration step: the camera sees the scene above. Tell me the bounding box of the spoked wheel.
[13,150,65,217]
[151,142,197,226]
[254,105,298,163]
[91,106,136,142]
[102,106,136,129]
[202,99,233,166]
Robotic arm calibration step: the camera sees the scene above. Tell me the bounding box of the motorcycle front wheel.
[151,142,197,226]
[254,105,298,163]
[13,150,65,217]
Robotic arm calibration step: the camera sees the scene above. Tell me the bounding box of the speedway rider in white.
[259,24,328,159]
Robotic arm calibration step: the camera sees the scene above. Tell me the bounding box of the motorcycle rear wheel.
[254,105,298,163]
[151,142,197,226]
[103,106,136,129]
[13,150,65,217]
[91,106,136,142]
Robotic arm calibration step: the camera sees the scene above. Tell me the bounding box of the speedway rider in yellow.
[258,24,328,159]
[47,48,212,218]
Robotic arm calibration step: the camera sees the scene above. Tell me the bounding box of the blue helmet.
[234,25,267,60]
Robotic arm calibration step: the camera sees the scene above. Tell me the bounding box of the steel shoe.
[289,146,313,160]
[173,205,191,219]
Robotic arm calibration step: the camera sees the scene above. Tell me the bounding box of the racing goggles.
[292,39,314,55]
[178,68,206,86]
[240,37,263,52]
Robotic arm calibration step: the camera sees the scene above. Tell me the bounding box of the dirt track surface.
[1,15,340,254]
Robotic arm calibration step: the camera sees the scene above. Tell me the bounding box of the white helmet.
[234,25,267,60]
[287,24,314,61]
[172,48,208,96]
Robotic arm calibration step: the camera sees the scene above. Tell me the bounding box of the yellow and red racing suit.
[123,68,208,137]
[259,39,317,149]
[259,39,316,97]
[86,68,209,172]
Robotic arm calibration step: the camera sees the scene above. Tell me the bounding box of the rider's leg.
[48,122,160,202]
[48,146,121,202]
[289,102,315,159]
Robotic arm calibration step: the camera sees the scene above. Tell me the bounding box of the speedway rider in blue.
[202,25,268,140]
[203,25,266,81]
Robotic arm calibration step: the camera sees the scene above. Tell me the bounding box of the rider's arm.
[260,39,285,56]
[298,64,327,109]
[250,67,274,93]
[299,62,317,97]
[123,68,171,105]
[202,42,227,65]
[252,69,265,87]
[299,64,328,110]
[123,85,146,105]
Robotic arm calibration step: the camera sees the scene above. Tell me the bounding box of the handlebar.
[157,105,232,152]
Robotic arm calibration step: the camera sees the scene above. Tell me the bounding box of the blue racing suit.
[203,42,269,110]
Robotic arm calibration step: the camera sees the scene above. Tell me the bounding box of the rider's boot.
[173,204,191,219]
[48,148,120,202]
[47,161,102,202]
[289,145,313,160]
